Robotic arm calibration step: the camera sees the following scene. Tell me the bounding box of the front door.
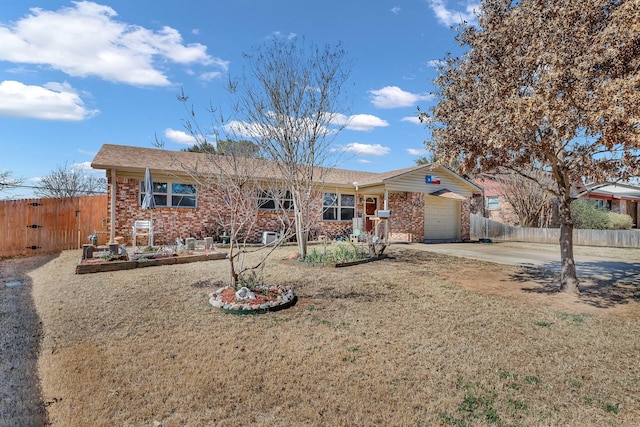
[365,197,378,232]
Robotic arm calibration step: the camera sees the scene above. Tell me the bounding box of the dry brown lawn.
[3,244,640,426]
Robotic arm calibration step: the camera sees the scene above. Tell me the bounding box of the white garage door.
[424,195,460,240]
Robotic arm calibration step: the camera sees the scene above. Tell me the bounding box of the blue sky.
[0,0,478,199]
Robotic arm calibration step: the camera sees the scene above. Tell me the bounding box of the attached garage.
[424,194,461,241]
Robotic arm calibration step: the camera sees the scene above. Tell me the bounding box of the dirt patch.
[446,262,640,316]
[0,254,54,426]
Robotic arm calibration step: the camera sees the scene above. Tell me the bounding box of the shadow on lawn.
[511,260,640,309]
[0,253,59,426]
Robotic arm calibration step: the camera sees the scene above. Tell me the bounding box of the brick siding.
[387,192,425,242]
[109,177,470,244]
[460,198,471,241]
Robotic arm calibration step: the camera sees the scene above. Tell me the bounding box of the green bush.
[571,200,608,229]
[607,212,634,229]
[571,199,634,230]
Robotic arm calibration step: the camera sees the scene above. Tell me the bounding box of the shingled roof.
[92,144,394,187]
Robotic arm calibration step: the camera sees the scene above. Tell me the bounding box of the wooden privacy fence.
[471,213,640,248]
[0,195,108,257]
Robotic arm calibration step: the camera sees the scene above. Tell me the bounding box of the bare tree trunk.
[228,238,238,287]
[294,202,308,259]
[557,186,580,295]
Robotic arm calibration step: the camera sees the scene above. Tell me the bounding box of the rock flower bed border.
[209,285,297,315]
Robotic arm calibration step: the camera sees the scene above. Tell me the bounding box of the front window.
[140,181,196,208]
[257,189,293,210]
[323,192,355,221]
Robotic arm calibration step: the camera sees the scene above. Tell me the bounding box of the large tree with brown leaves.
[423,0,640,294]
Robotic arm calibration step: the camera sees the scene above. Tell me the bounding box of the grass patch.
[557,312,593,325]
[525,375,542,385]
[458,393,500,424]
[506,398,528,411]
[534,320,552,328]
[21,246,640,426]
[604,403,620,414]
[304,242,370,265]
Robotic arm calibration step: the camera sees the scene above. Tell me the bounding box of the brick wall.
[110,178,471,245]
[387,191,425,242]
[110,177,352,244]
[110,177,228,245]
[460,198,471,241]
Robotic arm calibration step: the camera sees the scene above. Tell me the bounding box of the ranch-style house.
[91,144,481,245]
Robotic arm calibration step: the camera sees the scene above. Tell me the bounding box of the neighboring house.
[578,182,640,228]
[474,173,640,229]
[91,144,481,245]
[473,173,520,225]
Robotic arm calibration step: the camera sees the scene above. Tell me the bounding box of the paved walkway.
[403,241,640,285]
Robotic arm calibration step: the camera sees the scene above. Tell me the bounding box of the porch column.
[109,168,116,243]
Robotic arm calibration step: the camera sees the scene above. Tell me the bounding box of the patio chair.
[132,220,154,248]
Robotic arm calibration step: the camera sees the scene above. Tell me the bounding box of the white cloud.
[0,80,98,120]
[200,71,223,81]
[406,148,429,156]
[331,113,389,131]
[427,59,446,68]
[391,7,401,14]
[224,116,335,140]
[222,120,269,140]
[401,116,422,124]
[369,86,432,109]
[271,31,297,40]
[165,128,197,145]
[335,143,391,156]
[0,2,226,86]
[427,0,479,27]
[71,161,93,171]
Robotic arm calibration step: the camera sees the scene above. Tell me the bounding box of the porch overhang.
[429,188,468,200]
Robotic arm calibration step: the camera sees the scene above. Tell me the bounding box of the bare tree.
[423,0,640,294]
[233,37,352,259]
[166,93,297,288]
[0,170,23,196]
[187,148,295,287]
[35,162,107,198]
[495,170,556,228]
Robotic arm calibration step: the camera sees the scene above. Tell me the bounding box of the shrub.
[607,212,634,229]
[304,242,368,266]
[571,199,634,230]
[571,200,609,229]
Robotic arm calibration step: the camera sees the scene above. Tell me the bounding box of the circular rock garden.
[209,285,297,314]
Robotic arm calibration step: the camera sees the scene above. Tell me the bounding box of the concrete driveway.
[406,241,640,285]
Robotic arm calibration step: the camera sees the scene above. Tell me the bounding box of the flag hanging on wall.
[425,175,441,184]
